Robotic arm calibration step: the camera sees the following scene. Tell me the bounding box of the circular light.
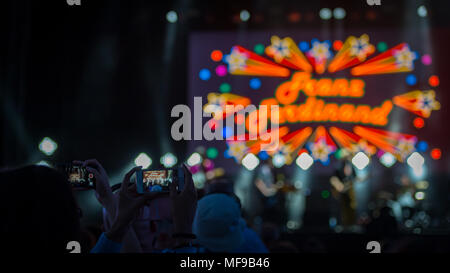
[406,74,417,86]
[333,8,346,19]
[160,152,177,168]
[299,41,309,52]
[333,40,343,51]
[206,147,219,159]
[417,141,428,152]
[413,117,425,129]
[219,83,231,93]
[249,78,261,90]
[380,152,396,168]
[319,8,332,20]
[215,65,227,77]
[288,12,301,23]
[203,159,214,171]
[258,151,269,160]
[415,191,425,200]
[429,75,439,87]
[199,68,211,81]
[240,10,250,22]
[321,190,330,199]
[417,5,427,18]
[431,148,441,160]
[254,44,265,55]
[272,154,286,168]
[366,10,377,21]
[421,54,432,66]
[166,11,178,23]
[210,50,223,62]
[377,42,388,52]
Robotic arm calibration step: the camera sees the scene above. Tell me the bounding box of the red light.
[298,148,308,155]
[429,75,440,87]
[413,117,425,129]
[366,11,377,21]
[333,40,343,51]
[431,148,441,160]
[288,12,301,23]
[210,50,223,62]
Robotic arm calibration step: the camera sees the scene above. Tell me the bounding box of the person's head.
[0,165,81,252]
[193,193,246,252]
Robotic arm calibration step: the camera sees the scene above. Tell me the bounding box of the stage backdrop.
[187,29,445,180]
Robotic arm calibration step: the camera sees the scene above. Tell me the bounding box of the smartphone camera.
[58,163,96,189]
[136,167,184,194]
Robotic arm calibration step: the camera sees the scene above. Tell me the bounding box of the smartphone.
[136,167,184,194]
[58,163,96,189]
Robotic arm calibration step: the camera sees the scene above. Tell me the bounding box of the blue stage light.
[258,151,269,160]
[406,74,417,86]
[199,68,211,81]
[249,78,261,90]
[417,141,428,152]
[299,41,309,52]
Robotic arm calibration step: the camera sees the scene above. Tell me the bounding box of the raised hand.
[169,164,198,234]
[106,166,158,242]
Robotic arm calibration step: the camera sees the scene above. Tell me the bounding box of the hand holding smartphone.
[58,163,96,189]
[135,166,185,194]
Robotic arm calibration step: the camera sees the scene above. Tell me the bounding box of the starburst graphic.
[393,46,417,70]
[225,48,248,72]
[349,35,373,61]
[266,36,291,63]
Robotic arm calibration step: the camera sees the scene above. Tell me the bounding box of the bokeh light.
[206,147,219,159]
[429,75,439,87]
[210,50,223,62]
[377,42,388,52]
[333,40,343,51]
[421,54,432,66]
[299,41,309,52]
[254,44,265,55]
[199,68,211,81]
[406,74,417,86]
[249,78,261,90]
[219,83,231,93]
[413,117,425,129]
[431,148,441,160]
[215,65,227,77]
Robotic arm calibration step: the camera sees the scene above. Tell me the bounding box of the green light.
[321,190,330,199]
[206,147,219,159]
[254,44,265,55]
[377,42,388,52]
[219,83,231,93]
[335,149,343,159]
